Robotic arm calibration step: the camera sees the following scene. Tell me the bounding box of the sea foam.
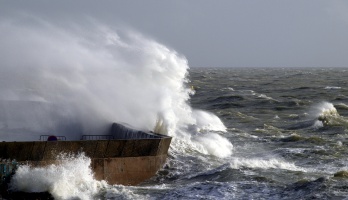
[311,102,348,127]
[229,157,304,171]
[10,153,107,200]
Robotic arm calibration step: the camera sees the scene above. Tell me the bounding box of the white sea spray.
[0,17,232,158]
[10,153,107,200]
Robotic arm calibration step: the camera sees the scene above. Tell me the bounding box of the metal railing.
[39,135,67,141]
[81,135,114,140]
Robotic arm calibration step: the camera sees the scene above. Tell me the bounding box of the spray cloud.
[0,17,232,157]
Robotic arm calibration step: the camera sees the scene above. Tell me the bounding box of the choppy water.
[10,68,348,199]
[7,67,348,200]
[130,68,348,200]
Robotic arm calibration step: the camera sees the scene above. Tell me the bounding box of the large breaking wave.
[0,17,232,158]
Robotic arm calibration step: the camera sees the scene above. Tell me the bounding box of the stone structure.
[0,123,172,186]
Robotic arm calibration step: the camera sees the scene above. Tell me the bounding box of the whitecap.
[324,86,341,90]
[229,157,305,171]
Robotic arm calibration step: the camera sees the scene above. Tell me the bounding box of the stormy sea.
[1,19,348,199]
[7,68,348,200]
[118,67,348,200]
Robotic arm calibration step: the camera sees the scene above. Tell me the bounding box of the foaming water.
[229,157,305,171]
[192,133,233,158]
[185,110,232,158]
[312,102,348,127]
[10,153,107,200]
[191,110,227,132]
[325,86,341,90]
[313,102,339,118]
[10,153,156,199]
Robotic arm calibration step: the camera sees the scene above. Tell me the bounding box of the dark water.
[135,68,348,200]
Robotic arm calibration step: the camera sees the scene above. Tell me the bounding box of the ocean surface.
[116,67,348,200]
[4,67,348,200]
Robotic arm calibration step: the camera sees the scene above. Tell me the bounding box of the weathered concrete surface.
[0,137,171,185]
[92,155,168,185]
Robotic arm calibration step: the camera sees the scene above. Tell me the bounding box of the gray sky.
[1,0,348,68]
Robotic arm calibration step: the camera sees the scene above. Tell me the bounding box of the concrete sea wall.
[0,137,171,185]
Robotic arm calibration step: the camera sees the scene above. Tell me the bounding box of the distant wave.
[325,86,341,90]
[229,157,304,171]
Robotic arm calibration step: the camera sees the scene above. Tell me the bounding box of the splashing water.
[0,18,232,156]
[314,102,339,118]
[312,102,348,127]
[0,18,190,139]
[10,153,107,199]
